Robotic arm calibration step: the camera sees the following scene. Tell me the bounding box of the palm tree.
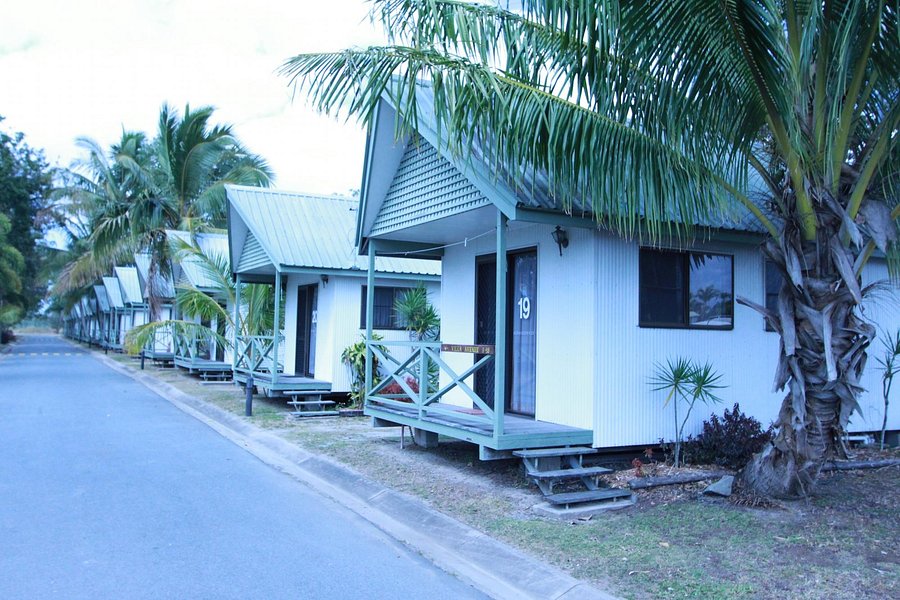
[129,104,273,320]
[54,132,154,296]
[125,237,276,356]
[58,105,273,322]
[282,1,899,498]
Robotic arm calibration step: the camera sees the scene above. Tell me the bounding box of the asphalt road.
[0,334,485,599]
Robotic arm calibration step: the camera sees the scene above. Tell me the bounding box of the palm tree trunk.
[740,227,875,499]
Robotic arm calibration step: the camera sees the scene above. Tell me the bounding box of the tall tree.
[125,237,277,355]
[58,104,273,321]
[282,0,900,498]
[0,117,57,318]
[54,132,155,299]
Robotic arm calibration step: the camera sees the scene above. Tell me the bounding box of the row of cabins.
[64,89,900,472]
[62,265,153,352]
[62,186,440,397]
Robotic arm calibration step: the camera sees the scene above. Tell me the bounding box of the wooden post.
[365,242,376,404]
[272,270,281,386]
[233,274,241,370]
[494,210,507,440]
[418,342,426,421]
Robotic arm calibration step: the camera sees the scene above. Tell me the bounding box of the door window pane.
[509,252,537,416]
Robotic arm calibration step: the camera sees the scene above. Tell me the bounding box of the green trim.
[514,207,598,228]
[385,96,519,220]
[356,105,380,247]
[272,270,281,386]
[494,210,507,440]
[232,274,241,369]
[365,243,376,396]
[363,406,592,450]
[369,239,444,258]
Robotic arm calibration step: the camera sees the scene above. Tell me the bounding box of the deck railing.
[173,331,198,360]
[234,334,283,374]
[366,340,496,430]
[143,327,173,354]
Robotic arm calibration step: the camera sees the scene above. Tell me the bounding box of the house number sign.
[517,296,531,320]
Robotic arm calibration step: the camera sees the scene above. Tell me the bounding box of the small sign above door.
[441,343,495,354]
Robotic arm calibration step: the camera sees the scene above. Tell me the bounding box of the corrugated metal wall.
[371,134,491,236]
[283,274,440,393]
[855,259,900,431]
[439,221,595,428]
[593,235,900,448]
[238,232,270,273]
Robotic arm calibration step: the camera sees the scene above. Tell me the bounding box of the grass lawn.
[103,348,900,600]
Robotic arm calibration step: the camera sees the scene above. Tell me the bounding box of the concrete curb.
[92,351,620,600]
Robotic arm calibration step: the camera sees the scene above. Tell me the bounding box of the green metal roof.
[93,285,110,312]
[102,276,125,309]
[359,84,775,245]
[167,230,230,291]
[226,185,440,278]
[114,266,143,305]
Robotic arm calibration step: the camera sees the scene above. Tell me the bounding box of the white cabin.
[226,185,440,396]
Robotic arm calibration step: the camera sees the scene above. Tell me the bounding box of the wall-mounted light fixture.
[320,274,329,286]
[551,226,569,256]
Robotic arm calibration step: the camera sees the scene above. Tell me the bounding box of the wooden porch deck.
[234,371,332,397]
[143,349,174,364]
[174,356,232,377]
[366,400,592,451]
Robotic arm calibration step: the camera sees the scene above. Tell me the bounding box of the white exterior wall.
[436,222,900,447]
[593,235,900,448]
[594,236,782,447]
[439,222,596,429]
[283,273,440,393]
[855,259,900,432]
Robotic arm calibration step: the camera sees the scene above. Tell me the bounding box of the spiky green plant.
[651,358,725,468]
[393,282,440,341]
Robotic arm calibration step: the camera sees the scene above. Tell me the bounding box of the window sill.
[638,323,734,331]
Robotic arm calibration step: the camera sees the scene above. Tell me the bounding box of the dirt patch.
[108,353,900,600]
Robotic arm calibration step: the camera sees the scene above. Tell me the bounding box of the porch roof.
[167,230,230,292]
[113,266,144,306]
[80,295,94,316]
[93,285,110,312]
[102,276,125,309]
[357,83,774,250]
[226,184,440,281]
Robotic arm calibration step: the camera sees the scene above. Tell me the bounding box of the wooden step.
[526,466,612,480]
[513,447,598,459]
[287,400,336,406]
[544,488,632,506]
[289,410,339,418]
[283,390,331,396]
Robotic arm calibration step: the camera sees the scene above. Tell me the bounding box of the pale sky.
[0,0,384,196]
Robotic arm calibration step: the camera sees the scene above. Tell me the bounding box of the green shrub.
[684,403,772,469]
